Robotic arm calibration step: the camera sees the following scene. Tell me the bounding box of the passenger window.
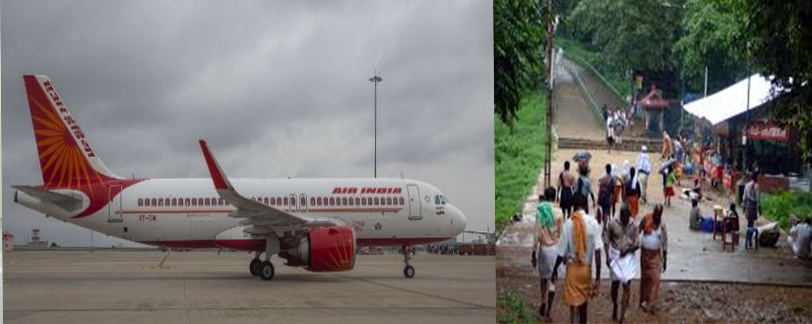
[342,197,348,205]
[138,198,143,206]
[374,197,379,205]
[330,197,335,206]
[301,196,306,206]
[145,198,151,206]
[361,197,367,205]
[355,197,360,205]
[192,198,197,206]
[283,197,288,205]
[185,198,190,206]
[349,197,354,206]
[387,197,392,205]
[158,198,164,207]
[400,197,405,205]
[172,198,177,206]
[310,197,315,206]
[317,197,322,206]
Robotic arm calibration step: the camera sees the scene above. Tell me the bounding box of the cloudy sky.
[1,0,494,247]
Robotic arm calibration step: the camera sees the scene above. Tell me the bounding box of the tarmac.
[3,250,495,324]
[498,148,812,286]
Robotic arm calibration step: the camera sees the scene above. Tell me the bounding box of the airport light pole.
[369,72,382,178]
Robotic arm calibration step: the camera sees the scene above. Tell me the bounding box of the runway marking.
[334,274,495,310]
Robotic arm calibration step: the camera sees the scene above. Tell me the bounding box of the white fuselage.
[19,178,466,248]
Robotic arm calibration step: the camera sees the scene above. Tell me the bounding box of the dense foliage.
[762,191,812,230]
[674,0,748,95]
[494,0,546,129]
[495,93,546,231]
[568,0,683,77]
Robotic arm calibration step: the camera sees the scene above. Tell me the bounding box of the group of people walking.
[533,151,668,323]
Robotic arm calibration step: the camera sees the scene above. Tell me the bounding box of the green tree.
[494,0,545,131]
[731,0,812,162]
[570,0,684,75]
[674,0,747,95]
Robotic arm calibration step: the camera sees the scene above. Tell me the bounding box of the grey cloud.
[2,0,494,246]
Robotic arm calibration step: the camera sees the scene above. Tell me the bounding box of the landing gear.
[402,245,415,279]
[249,252,262,276]
[259,261,275,281]
[404,265,415,278]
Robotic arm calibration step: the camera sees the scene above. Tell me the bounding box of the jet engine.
[286,226,356,272]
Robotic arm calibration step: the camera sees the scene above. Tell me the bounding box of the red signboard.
[747,121,789,141]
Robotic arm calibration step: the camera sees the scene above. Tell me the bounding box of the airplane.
[13,75,467,280]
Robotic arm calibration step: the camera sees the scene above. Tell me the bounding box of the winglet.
[199,140,230,190]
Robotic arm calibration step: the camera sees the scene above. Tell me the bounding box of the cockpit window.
[440,195,449,205]
[435,195,440,204]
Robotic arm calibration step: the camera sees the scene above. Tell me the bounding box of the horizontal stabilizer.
[13,185,83,212]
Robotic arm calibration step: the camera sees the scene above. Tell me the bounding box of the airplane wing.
[12,185,83,212]
[199,140,336,236]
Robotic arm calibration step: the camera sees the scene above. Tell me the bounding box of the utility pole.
[543,0,555,188]
[704,66,709,98]
[743,43,752,174]
[369,72,382,178]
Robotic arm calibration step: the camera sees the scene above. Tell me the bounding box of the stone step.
[558,136,663,152]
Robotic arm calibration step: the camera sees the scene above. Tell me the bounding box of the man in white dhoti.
[533,187,564,321]
[603,204,639,323]
[636,146,651,204]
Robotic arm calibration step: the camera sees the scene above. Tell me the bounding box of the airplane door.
[108,184,123,223]
[407,184,421,220]
[300,194,307,213]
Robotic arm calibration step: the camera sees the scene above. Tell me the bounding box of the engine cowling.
[296,226,356,272]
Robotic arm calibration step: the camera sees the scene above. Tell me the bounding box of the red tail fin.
[23,75,121,188]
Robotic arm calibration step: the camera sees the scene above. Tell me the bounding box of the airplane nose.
[450,205,466,234]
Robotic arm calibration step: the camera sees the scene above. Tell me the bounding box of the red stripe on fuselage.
[120,207,403,214]
[138,237,450,250]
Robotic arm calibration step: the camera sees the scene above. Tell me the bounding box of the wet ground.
[498,56,812,322]
[498,148,812,286]
[498,265,812,323]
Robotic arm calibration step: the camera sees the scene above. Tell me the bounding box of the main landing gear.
[249,251,275,281]
[402,245,415,279]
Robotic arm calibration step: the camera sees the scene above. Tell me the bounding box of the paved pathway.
[498,57,812,287]
[553,59,605,141]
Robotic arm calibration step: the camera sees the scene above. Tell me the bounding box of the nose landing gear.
[402,245,415,278]
[249,251,262,276]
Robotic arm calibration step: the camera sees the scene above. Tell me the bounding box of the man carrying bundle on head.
[551,195,603,324]
[532,187,564,321]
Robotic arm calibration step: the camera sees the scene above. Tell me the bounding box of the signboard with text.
[746,121,789,141]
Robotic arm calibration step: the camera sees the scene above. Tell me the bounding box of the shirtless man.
[558,161,576,219]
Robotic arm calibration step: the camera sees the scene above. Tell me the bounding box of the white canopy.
[683,74,776,125]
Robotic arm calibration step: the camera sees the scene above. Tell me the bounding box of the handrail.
[564,59,606,130]
[559,48,629,105]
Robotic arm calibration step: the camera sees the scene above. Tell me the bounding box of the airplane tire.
[259,261,275,281]
[249,258,262,276]
[404,265,415,278]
